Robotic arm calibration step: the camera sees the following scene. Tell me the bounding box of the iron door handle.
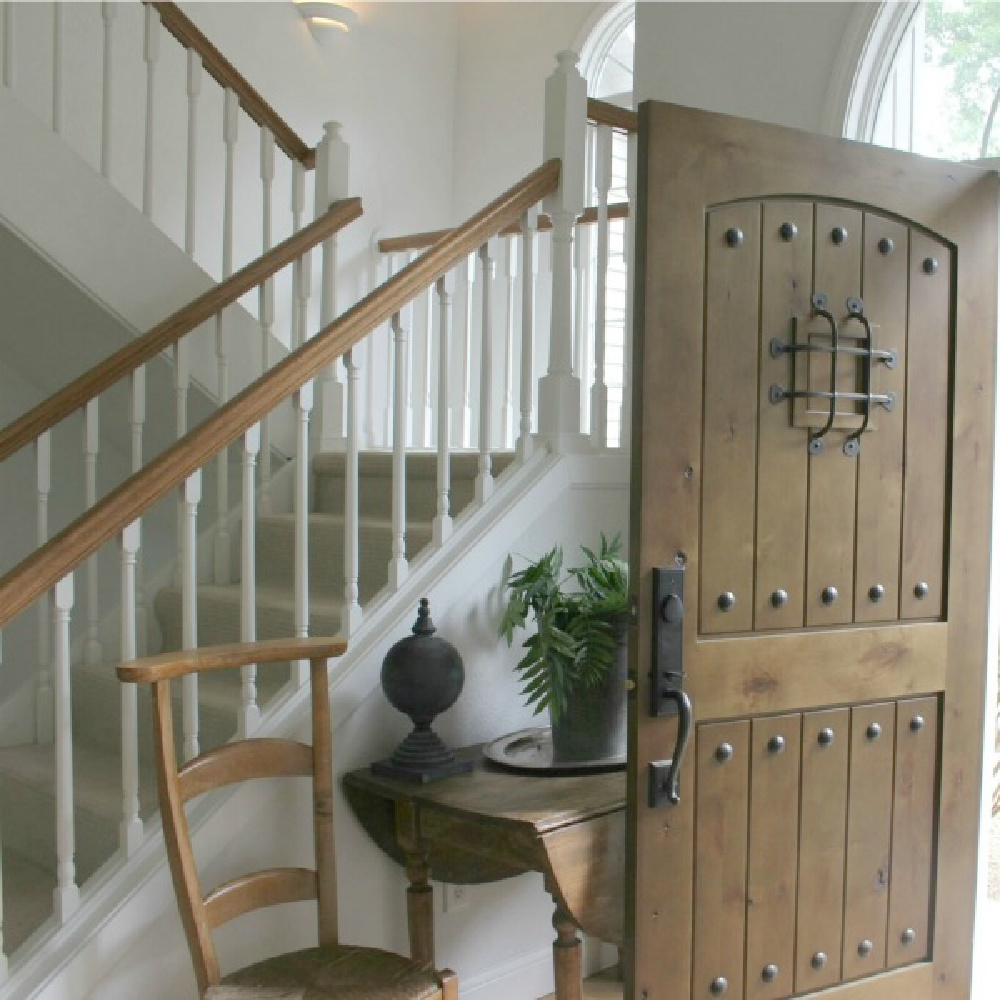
[650,689,692,806]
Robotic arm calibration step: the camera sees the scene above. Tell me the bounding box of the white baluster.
[215,89,239,585]
[362,247,382,449]
[259,128,275,514]
[315,122,350,450]
[181,471,201,761]
[518,209,539,461]
[53,574,79,922]
[389,312,408,589]
[291,163,306,347]
[574,218,592,433]
[341,350,362,636]
[173,338,190,587]
[52,2,63,132]
[292,382,313,687]
[539,51,587,450]
[239,425,261,736]
[419,281,434,449]
[84,399,101,665]
[433,275,453,546]
[3,3,14,88]
[119,521,142,856]
[184,50,202,256]
[476,242,495,503]
[404,251,417,446]
[100,2,116,180]
[35,432,53,743]
[458,253,475,448]
[0,797,7,977]
[501,236,518,449]
[141,4,160,217]
[619,131,637,452]
[382,254,397,448]
[590,124,612,449]
[131,365,147,655]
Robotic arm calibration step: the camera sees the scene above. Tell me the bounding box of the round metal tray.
[482,727,626,774]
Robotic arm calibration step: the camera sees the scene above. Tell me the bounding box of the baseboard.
[459,946,554,1000]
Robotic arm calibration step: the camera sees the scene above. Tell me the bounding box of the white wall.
[634,2,860,131]
[451,2,598,220]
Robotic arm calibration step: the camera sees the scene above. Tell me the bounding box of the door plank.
[796,708,850,992]
[899,234,950,620]
[692,622,945,721]
[805,205,863,627]
[692,721,749,1000]
[755,202,812,631]
[886,696,939,968]
[842,702,897,980]
[700,204,761,635]
[745,713,800,1000]
[854,216,908,623]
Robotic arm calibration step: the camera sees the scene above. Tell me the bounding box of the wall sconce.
[296,1,357,43]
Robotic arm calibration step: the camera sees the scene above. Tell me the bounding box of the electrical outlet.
[441,882,470,914]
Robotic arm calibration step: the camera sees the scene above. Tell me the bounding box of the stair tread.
[256,511,434,532]
[0,741,157,821]
[311,450,515,479]
[158,583,345,614]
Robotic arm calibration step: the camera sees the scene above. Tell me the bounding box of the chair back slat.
[310,657,339,946]
[153,680,220,991]
[178,739,313,802]
[204,868,319,929]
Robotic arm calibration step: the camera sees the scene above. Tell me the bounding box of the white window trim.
[824,0,920,140]
[576,1,635,102]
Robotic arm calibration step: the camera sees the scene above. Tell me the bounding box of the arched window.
[841,0,1000,160]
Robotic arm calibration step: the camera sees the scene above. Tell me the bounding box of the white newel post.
[119,520,143,857]
[240,425,261,735]
[538,50,587,452]
[315,122,350,451]
[35,432,53,743]
[53,574,79,922]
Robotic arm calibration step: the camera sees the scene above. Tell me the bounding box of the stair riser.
[0,778,125,885]
[253,518,432,601]
[72,672,234,763]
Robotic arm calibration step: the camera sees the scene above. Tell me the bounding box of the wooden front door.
[627,102,998,1000]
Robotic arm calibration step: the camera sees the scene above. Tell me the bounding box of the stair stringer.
[0,83,295,461]
[11,447,630,1000]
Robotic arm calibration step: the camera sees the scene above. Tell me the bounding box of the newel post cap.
[315,120,350,209]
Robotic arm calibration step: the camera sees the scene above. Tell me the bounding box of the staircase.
[0,5,634,997]
[0,448,514,953]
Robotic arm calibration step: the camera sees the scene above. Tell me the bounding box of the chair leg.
[438,968,459,1000]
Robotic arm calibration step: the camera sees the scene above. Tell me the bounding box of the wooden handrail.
[0,160,560,628]
[148,2,316,169]
[0,197,362,465]
[378,201,630,255]
[117,637,347,684]
[588,98,638,133]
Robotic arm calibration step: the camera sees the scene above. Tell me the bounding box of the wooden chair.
[117,637,458,1000]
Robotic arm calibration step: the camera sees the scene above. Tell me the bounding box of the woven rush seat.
[209,944,443,999]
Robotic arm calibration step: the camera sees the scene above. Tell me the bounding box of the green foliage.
[498,534,629,723]
[923,1,1000,158]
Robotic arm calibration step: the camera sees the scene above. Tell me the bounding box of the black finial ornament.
[371,598,473,782]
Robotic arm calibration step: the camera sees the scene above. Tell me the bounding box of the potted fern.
[498,534,629,763]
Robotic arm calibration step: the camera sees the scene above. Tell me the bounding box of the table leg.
[404,849,435,965]
[551,898,583,1000]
